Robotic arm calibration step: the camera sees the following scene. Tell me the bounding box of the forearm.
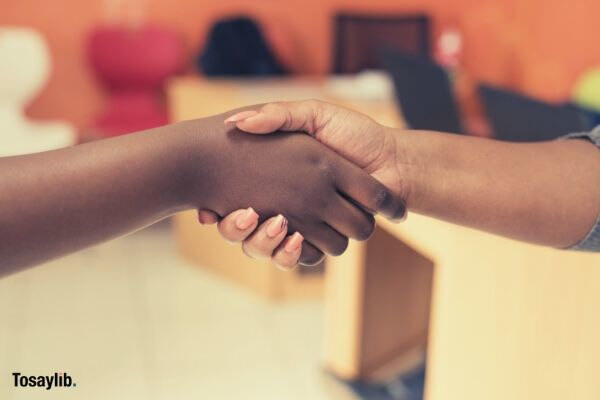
[394,129,600,247]
[0,122,195,275]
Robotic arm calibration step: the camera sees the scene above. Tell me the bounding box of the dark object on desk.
[571,104,600,128]
[199,16,286,76]
[478,84,591,142]
[329,363,426,400]
[332,13,430,74]
[382,49,463,133]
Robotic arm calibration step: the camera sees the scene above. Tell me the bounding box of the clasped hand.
[195,100,405,269]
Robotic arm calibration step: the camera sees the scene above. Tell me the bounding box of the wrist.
[381,127,416,210]
[389,128,436,213]
[130,122,195,214]
[167,118,214,210]
[170,114,237,212]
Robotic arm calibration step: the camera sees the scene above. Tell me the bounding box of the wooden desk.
[168,76,600,400]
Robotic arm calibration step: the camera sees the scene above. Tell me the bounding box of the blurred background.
[5,0,600,136]
[2,1,600,399]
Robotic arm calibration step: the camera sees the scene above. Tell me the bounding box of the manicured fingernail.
[224,110,259,124]
[236,207,258,230]
[284,232,304,253]
[266,215,286,238]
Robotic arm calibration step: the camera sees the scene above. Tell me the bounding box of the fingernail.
[284,232,304,253]
[266,215,286,238]
[224,110,259,124]
[236,207,258,230]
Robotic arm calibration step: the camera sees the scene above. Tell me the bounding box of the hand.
[182,111,404,265]
[198,100,408,269]
[209,99,600,252]
[226,100,408,206]
[199,208,307,269]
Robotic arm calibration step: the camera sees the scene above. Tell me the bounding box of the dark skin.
[0,110,404,276]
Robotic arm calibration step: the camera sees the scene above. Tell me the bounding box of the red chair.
[87,25,183,136]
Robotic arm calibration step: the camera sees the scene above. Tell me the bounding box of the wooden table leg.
[323,225,434,381]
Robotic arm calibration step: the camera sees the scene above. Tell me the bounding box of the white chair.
[0,27,75,157]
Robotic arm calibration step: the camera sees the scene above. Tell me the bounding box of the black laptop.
[478,84,591,142]
[381,48,463,134]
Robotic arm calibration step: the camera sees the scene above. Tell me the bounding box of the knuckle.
[306,152,320,166]
[305,98,324,113]
[371,186,389,211]
[262,102,281,114]
[314,196,332,214]
[368,184,407,220]
[329,237,349,256]
[218,224,240,241]
[305,99,325,132]
[264,101,292,127]
[305,99,321,112]
[390,201,407,221]
[355,215,376,241]
[316,159,335,182]
[242,240,270,259]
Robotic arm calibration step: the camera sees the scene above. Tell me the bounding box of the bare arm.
[0,111,399,276]
[395,130,600,248]
[218,101,600,259]
[0,125,187,274]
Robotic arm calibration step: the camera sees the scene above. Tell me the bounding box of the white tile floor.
[0,224,355,400]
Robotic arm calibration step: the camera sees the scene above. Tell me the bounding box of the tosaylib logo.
[12,372,76,390]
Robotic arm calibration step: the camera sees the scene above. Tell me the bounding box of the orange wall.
[2,0,600,130]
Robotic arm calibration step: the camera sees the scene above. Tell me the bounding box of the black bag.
[199,16,287,76]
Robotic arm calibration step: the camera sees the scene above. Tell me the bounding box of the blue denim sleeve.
[561,126,600,251]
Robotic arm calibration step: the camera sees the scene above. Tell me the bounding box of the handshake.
[0,98,411,273]
[3,97,593,273]
[185,100,408,269]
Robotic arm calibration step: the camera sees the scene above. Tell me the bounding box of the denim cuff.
[561,125,600,147]
[561,125,600,251]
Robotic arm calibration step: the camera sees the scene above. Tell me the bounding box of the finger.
[224,110,259,124]
[333,156,406,220]
[299,240,325,266]
[230,100,327,135]
[216,207,259,243]
[326,195,376,241]
[301,222,349,257]
[241,215,288,259]
[272,232,303,270]
[198,209,219,224]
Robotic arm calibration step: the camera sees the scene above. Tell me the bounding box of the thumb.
[224,101,323,135]
[236,110,287,134]
[224,109,283,134]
